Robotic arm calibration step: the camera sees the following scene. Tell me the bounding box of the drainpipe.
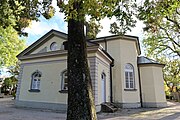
[138,65,143,107]
[110,60,114,103]
[104,39,107,52]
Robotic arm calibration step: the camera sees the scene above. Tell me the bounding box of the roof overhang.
[89,35,141,55]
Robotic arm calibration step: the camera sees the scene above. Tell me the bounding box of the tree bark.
[67,2,97,120]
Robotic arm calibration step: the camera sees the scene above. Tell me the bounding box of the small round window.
[50,42,57,51]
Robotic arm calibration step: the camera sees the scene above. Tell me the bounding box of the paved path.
[99,102,180,120]
[0,97,179,120]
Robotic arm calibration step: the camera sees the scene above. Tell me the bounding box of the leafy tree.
[138,0,180,94]
[0,0,45,36]
[138,0,180,58]
[0,26,26,67]
[158,58,180,92]
[1,0,137,119]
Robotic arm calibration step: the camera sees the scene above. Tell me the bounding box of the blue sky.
[24,12,67,45]
[24,15,145,46]
[0,67,11,77]
[24,0,145,50]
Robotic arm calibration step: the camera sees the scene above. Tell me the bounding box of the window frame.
[50,42,58,51]
[60,70,68,93]
[124,63,135,90]
[29,70,42,92]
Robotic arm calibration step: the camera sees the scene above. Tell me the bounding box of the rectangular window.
[125,71,135,89]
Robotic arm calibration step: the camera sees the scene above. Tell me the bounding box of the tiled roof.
[138,56,160,64]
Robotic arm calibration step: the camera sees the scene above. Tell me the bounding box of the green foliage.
[0,26,26,67]
[109,0,137,34]
[138,0,180,58]
[138,0,180,94]
[2,64,19,96]
[0,0,137,37]
[162,59,180,88]
[86,19,102,39]
[57,0,137,35]
[3,78,12,88]
[0,0,55,36]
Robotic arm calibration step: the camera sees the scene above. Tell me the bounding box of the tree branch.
[165,16,180,29]
[159,25,180,48]
[176,8,180,15]
[159,44,180,57]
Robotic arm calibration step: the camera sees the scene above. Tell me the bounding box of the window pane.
[62,70,68,90]
[31,71,41,90]
[125,72,129,88]
[64,78,68,83]
[32,82,36,89]
[130,82,134,88]
[126,82,129,88]
[125,72,129,81]
[37,80,40,89]
[129,72,133,78]
[50,42,58,51]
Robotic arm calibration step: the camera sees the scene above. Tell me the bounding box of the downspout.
[137,65,143,107]
[104,39,107,52]
[110,60,114,103]
[103,38,113,103]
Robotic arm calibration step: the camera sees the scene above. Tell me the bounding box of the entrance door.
[101,73,106,103]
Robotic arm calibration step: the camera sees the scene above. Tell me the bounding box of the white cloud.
[25,0,145,46]
[98,17,144,39]
[97,17,113,37]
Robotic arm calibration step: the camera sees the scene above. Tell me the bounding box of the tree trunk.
[67,2,97,120]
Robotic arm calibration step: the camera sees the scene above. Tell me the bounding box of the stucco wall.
[17,47,112,111]
[106,40,122,103]
[96,56,111,104]
[139,65,167,107]
[119,40,140,104]
[96,39,140,106]
[19,60,68,104]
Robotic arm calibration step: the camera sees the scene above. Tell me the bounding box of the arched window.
[31,70,42,90]
[61,70,68,91]
[50,42,58,51]
[125,64,135,89]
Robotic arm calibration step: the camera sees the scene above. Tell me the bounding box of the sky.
[24,0,145,51]
[2,1,145,76]
[0,67,11,78]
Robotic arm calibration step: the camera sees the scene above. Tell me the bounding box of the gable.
[31,35,66,54]
[17,29,67,58]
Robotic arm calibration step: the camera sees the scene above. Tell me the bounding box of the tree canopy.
[138,0,180,91]
[138,0,180,58]
[0,26,26,67]
[0,0,137,36]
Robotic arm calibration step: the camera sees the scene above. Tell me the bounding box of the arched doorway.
[101,73,106,103]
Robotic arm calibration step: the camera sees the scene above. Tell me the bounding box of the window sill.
[124,89,137,91]
[28,89,40,92]
[59,90,68,93]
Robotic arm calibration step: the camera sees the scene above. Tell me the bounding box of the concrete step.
[101,102,118,113]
